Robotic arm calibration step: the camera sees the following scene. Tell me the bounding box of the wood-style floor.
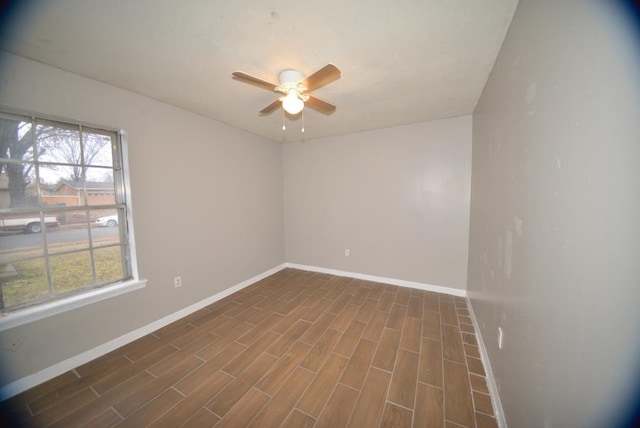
[1,268,498,427]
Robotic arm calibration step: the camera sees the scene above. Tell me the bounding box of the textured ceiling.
[0,0,518,142]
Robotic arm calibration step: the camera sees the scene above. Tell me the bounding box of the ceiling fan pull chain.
[301,110,305,133]
[282,108,286,131]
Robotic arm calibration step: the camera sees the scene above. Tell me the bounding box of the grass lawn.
[1,239,124,309]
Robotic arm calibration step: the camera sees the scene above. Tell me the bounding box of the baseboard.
[285,262,467,297]
[465,296,507,428]
[0,263,287,400]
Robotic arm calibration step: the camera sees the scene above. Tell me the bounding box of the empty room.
[0,1,639,427]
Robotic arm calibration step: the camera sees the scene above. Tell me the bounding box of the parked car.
[0,214,59,233]
[95,214,118,227]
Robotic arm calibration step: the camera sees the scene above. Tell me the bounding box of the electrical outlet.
[498,327,504,349]
[345,249,350,256]
[174,276,182,288]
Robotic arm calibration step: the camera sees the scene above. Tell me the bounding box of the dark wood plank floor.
[0,268,498,427]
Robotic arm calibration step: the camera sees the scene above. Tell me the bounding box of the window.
[0,111,136,314]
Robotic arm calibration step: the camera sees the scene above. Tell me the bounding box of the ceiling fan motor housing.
[278,69,304,85]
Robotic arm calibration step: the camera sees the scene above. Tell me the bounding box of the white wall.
[283,117,472,289]
[0,53,285,385]
[469,1,640,426]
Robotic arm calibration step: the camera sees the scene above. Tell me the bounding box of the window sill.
[0,279,147,332]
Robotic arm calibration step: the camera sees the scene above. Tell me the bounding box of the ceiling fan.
[232,64,341,116]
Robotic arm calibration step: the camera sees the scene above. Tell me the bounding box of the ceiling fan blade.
[305,96,337,114]
[232,71,278,91]
[302,64,341,91]
[259,99,281,114]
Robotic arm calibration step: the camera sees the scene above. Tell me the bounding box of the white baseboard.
[285,262,467,297]
[465,296,507,428]
[0,263,287,400]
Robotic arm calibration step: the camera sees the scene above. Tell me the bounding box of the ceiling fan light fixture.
[281,91,304,115]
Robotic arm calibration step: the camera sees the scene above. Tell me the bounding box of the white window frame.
[0,111,146,331]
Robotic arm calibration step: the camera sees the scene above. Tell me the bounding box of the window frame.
[0,109,146,331]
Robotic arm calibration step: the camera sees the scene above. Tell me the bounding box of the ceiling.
[0,0,518,142]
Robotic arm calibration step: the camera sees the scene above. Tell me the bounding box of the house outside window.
[0,110,135,313]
